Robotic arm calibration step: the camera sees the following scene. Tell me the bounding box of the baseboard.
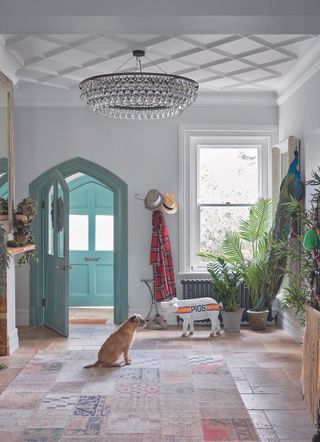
[273,300,304,343]
[8,328,19,354]
[16,308,29,326]
[128,307,178,325]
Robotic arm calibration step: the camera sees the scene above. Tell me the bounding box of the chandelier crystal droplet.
[79,50,199,120]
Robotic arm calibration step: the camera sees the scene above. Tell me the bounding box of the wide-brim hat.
[144,189,164,211]
[162,192,178,214]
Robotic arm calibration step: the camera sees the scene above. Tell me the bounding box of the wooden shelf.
[7,244,35,255]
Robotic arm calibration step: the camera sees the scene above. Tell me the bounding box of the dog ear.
[130,315,138,323]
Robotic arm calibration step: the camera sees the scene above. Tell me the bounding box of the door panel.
[69,178,114,307]
[43,169,69,336]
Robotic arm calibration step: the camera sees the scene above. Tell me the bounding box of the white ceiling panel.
[213,59,254,74]
[217,37,263,55]
[2,33,318,93]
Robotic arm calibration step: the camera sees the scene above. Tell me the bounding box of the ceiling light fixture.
[79,49,199,120]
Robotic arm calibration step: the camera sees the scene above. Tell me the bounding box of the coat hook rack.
[135,194,144,201]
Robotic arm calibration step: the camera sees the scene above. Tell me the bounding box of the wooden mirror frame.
[0,71,14,231]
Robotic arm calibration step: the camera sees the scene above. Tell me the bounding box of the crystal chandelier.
[79,50,199,120]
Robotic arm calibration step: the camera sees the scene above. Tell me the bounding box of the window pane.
[199,147,258,204]
[57,183,65,258]
[69,215,88,251]
[48,185,54,255]
[95,215,113,251]
[200,206,251,255]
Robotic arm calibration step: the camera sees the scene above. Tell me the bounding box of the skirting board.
[273,301,304,343]
[8,328,19,354]
[129,307,179,325]
[16,308,29,326]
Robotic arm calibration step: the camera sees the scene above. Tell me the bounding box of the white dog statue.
[161,297,221,337]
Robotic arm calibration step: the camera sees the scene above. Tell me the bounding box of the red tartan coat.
[150,210,176,301]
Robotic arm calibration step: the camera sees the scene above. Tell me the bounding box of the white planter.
[221,309,244,333]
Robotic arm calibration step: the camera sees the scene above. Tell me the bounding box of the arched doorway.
[29,157,128,335]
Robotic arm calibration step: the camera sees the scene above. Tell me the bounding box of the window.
[95,215,114,251]
[199,146,258,254]
[179,125,276,273]
[69,214,89,251]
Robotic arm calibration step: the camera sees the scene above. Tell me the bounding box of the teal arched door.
[30,157,128,329]
[68,175,114,306]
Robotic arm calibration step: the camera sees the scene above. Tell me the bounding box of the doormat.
[69,318,107,325]
[0,347,259,441]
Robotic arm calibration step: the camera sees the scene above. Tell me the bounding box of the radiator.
[180,279,273,323]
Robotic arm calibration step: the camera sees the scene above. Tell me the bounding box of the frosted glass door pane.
[48,184,54,255]
[69,215,88,251]
[95,215,114,251]
[57,183,65,258]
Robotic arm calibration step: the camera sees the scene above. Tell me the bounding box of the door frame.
[29,157,128,325]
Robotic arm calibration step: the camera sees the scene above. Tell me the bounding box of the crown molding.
[14,86,277,108]
[195,90,276,107]
[277,37,320,106]
[0,42,21,83]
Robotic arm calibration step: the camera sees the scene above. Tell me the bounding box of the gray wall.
[14,103,277,324]
[277,70,320,341]
[279,70,320,201]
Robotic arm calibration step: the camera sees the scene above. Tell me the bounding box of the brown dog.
[84,314,147,368]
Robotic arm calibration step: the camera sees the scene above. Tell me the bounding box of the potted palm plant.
[201,198,273,330]
[206,258,243,333]
[225,199,272,330]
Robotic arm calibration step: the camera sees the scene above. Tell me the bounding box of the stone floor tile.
[235,380,253,393]
[265,410,315,440]
[241,393,306,410]
[256,428,280,441]
[248,410,272,429]
[242,367,297,386]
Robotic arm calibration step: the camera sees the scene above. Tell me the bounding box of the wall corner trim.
[277,38,320,106]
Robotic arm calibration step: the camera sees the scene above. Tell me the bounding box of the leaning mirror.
[0,71,13,229]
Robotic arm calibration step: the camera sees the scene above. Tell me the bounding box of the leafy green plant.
[0,362,8,369]
[0,198,8,215]
[207,258,240,311]
[279,197,318,323]
[200,198,272,310]
[0,226,10,296]
[16,197,38,220]
[7,237,38,267]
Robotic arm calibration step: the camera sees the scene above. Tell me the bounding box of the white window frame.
[179,125,277,275]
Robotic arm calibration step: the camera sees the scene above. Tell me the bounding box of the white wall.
[279,70,320,201]
[277,69,320,341]
[14,102,277,324]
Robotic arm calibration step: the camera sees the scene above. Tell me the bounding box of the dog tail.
[83,360,100,369]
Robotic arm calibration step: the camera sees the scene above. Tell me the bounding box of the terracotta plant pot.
[247,309,269,331]
[13,234,29,244]
[221,309,244,333]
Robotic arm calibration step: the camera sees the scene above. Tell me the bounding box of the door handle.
[84,257,101,261]
[55,264,73,271]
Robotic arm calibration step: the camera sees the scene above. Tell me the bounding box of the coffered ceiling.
[1,33,318,93]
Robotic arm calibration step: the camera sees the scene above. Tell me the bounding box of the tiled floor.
[0,324,317,441]
[69,307,114,324]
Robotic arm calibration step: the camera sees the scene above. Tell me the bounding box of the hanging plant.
[16,197,38,221]
[0,226,10,296]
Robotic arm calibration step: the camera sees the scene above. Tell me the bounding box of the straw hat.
[144,189,164,211]
[162,192,178,214]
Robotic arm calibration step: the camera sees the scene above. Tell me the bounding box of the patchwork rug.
[0,348,259,441]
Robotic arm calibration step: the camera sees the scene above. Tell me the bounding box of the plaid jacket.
[150,210,176,301]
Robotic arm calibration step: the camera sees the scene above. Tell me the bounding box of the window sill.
[178,271,210,278]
